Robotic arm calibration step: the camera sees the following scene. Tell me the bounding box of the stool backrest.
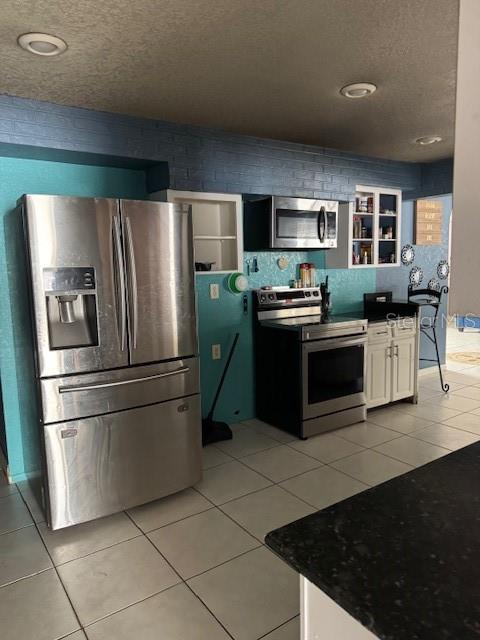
[407,285,448,304]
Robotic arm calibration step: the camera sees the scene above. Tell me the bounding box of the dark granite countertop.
[265,443,480,640]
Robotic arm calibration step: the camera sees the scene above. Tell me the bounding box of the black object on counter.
[320,276,331,315]
[363,291,418,321]
[266,443,480,640]
[202,332,239,446]
[195,261,216,271]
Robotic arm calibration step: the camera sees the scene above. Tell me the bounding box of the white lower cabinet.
[391,336,416,401]
[366,342,392,408]
[366,321,418,409]
[301,577,378,639]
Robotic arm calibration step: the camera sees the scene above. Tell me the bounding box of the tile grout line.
[256,614,299,639]
[14,487,85,635]
[122,509,238,640]
[239,443,329,469]
[0,566,52,591]
[41,530,144,569]
[124,489,295,639]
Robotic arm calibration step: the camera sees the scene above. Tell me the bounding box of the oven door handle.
[302,335,367,352]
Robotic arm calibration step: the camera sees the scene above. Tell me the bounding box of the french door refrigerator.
[20,194,201,530]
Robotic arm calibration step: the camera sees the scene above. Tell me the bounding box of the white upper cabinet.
[152,190,243,274]
[326,185,402,269]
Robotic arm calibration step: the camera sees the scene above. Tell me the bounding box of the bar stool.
[407,285,449,393]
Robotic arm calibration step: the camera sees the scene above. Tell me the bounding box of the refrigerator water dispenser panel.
[43,267,99,350]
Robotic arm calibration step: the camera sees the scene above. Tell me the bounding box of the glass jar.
[300,263,311,287]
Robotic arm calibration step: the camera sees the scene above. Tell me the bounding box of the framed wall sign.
[414,199,443,245]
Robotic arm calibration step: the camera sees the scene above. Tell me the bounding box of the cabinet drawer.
[368,323,391,344]
[44,395,202,529]
[392,319,417,339]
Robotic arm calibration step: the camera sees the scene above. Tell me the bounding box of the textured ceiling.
[0,0,458,162]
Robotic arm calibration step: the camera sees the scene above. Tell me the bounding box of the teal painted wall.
[0,157,148,481]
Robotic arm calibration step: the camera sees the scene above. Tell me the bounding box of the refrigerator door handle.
[58,366,190,393]
[125,216,138,349]
[112,215,127,351]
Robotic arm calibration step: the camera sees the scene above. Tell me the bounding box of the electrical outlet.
[210,284,220,300]
[212,344,221,360]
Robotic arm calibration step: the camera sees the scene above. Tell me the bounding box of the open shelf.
[326,185,402,269]
[156,190,243,273]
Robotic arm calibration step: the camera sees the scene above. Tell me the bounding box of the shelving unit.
[326,185,402,269]
[152,190,243,274]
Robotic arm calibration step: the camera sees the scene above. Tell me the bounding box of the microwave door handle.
[318,207,326,243]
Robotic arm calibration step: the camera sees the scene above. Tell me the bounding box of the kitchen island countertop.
[265,442,480,640]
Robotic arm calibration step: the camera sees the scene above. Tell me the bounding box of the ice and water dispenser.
[43,267,99,349]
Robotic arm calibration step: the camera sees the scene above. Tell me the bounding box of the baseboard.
[0,444,42,485]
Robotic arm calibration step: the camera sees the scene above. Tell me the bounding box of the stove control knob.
[304,291,311,297]
[268,294,275,301]
[312,290,319,297]
[260,294,266,303]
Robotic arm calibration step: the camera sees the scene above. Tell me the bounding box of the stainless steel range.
[254,287,368,438]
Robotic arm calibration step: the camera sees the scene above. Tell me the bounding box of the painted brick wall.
[0,95,423,199]
[409,159,454,200]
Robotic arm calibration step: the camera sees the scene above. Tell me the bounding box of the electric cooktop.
[260,313,363,329]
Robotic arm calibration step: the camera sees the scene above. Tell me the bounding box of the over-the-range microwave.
[243,196,338,250]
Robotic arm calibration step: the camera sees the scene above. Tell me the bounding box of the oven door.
[302,335,366,419]
[272,197,337,249]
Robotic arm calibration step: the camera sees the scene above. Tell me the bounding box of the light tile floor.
[3,363,480,640]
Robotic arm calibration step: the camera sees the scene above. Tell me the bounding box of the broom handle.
[207,332,240,420]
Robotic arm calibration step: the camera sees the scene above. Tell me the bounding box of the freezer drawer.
[44,394,202,529]
[41,357,199,423]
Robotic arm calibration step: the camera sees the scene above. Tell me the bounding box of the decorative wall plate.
[409,266,424,286]
[437,260,450,280]
[428,278,440,291]
[277,256,289,270]
[401,244,415,265]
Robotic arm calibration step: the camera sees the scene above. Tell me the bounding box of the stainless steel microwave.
[244,196,338,250]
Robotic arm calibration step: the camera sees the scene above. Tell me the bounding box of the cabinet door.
[392,337,416,401]
[366,342,391,409]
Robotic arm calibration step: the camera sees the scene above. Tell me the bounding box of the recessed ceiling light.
[340,82,377,99]
[17,32,67,57]
[415,135,443,146]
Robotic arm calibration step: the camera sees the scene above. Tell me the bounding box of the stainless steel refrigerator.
[20,194,202,530]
